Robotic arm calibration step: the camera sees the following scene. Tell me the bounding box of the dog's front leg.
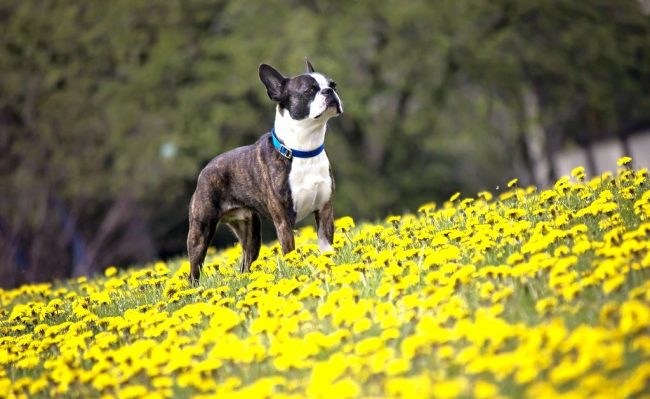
[315,201,334,252]
[272,213,296,254]
[275,220,295,254]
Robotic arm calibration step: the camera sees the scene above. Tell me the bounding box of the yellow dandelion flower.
[571,166,586,181]
[432,378,468,399]
[603,275,626,294]
[474,380,499,399]
[354,336,383,355]
[449,192,461,202]
[535,297,558,315]
[329,378,361,399]
[352,317,373,334]
[385,357,411,376]
[335,216,355,232]
[104,266,118,277]
[617,156,632,166]
[478,191,493,201]
[437,345,455,360]
[418,202,437,214]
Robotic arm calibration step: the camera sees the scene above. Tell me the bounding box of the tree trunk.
[521,85,552,186]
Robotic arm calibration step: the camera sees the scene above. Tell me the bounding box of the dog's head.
[259,60,343,121]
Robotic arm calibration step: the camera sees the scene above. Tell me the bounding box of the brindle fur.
[187,132,334,283]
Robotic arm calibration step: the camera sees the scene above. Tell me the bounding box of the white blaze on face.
[272,72,340,226]
[308,73,342,119]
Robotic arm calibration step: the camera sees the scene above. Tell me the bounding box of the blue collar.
[271,127,325,159]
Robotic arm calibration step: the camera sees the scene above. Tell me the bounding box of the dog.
[187,60,343,283]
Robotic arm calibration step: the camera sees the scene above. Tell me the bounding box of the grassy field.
[2,159,650,398]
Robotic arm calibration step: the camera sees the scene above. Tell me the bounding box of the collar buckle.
[278,144,292,159]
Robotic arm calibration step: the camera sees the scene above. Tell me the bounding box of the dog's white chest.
[289,153,332,222]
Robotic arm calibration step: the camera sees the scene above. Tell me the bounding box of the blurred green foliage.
[1,0,649,286]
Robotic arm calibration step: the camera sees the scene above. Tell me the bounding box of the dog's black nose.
[321,87,333,96]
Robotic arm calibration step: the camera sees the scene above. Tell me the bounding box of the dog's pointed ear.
[305,59,315,73]
[259,64,286,102]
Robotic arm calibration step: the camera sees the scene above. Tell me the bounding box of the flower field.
[2,160,650,398]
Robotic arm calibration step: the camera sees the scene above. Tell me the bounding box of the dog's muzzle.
[328,98,342,114]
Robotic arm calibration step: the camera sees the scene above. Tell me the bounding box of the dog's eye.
[306,85,318,94]
[330,81,337,90]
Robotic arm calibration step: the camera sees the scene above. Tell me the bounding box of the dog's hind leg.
[187,193,219,285]
[242,213,262,272]
[225,212,261,273]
